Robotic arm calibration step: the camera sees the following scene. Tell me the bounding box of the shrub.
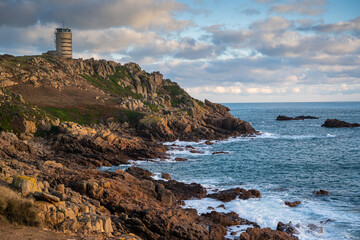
[0,185,40,226]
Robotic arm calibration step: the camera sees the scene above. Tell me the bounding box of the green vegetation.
[80,66,143,99]
[0,88,47,132]
[41,106,145,125]
[144,102,159,112]
[163,84,184,97]
[161,83,191,107]
[41,106,102,125]
[0,185,40,226]
[119,110,145,123]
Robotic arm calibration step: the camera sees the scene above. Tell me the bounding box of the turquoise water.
[104,102,360,239]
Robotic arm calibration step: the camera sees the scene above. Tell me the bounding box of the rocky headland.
[0,54,296,239]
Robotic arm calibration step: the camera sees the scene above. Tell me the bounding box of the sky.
[0,0,359,103]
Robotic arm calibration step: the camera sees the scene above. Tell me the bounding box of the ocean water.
[103,102,360,239]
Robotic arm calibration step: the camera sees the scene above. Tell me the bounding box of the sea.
[100,102,360,240]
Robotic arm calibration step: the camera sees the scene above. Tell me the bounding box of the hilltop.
[0,54,255,140]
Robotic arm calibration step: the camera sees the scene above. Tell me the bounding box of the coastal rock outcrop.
[276,115,319,121]
[321,119,360,128]
[207,188,261,202]
[240,227,298,240]
[0,55,295,240]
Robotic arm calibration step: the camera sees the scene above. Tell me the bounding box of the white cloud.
[269,0,327,16]
[0,0,190,31]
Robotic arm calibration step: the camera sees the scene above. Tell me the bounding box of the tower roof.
[56,28,71,33]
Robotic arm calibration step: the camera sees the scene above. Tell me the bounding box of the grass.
[0,185,40,226]
[80,66,143,99]
[161,81,192,107]
[143,102,159,112]
[0,88,47,133]
[41,106,145,125]
[121,110,145,123]
[41,106,102,125]
[163,84,184,97]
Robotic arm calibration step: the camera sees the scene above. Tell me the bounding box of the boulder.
[200,211,259,227]
[209,225,227,240]
[11,176,40,196]
[316,189,329,195]
[277,222,299,235]
[207,188,261,202]
[156,180,207,201]
[240,227,298,240]
[33,192,60,203]
[284,201,301,207]
[12,118,37,133]
[161,172,171,180]
[43,160,63,169]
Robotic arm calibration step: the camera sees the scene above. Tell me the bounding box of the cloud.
[310,16,360,34]
[240,8,261,16]
[0,0,189,31]
[0,23,55,54]
[269,0,327,16]
[206,25,251,47]
[250,16,292,32]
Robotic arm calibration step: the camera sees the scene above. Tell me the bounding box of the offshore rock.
[321,119,360,128]
[316,189,329,195]
[284,201,301,207]
[276,115,319,121]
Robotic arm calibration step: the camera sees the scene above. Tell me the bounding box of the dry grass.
[0,185,40,226]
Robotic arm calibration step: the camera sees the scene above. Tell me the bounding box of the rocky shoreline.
[0,55,297,239]
[0,129,298,240]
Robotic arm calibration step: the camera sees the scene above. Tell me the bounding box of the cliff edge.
[0,54,256,141]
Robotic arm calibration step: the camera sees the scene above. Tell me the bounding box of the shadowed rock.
[316,189,329,195]
[284,201,301,207]
[240,227,299,240]
[276,115,319,121]
[207,188,261,202]
[321,119,360,128]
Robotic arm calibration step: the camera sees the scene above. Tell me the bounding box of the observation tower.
[55,27,72,59]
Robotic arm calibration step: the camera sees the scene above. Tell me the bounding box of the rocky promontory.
[0,55,298,239]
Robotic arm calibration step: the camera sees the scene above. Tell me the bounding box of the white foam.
[183,191,356,240]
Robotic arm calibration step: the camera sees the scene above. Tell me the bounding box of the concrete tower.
[55,27,72,59]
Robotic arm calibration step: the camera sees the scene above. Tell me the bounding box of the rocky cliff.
[0,55,300,240]
[0,54,256,142]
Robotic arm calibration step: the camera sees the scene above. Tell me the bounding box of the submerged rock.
[321,119,360,128]
[284,201,301,207]
[277,222,299,235]
[212,151,229,155]
[316,189,329,195]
